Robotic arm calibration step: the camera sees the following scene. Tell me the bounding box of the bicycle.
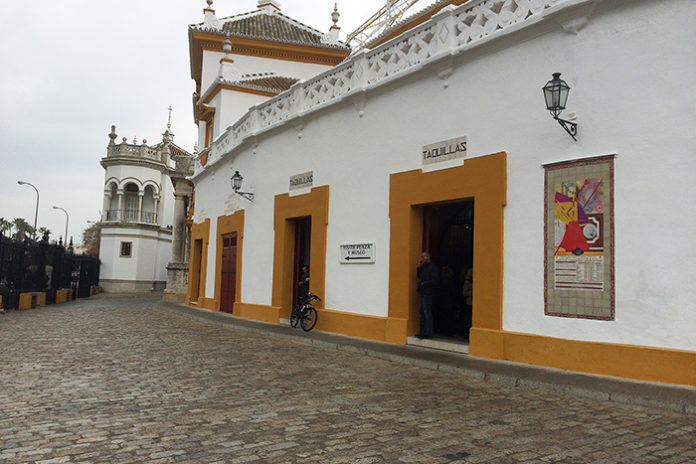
[290,292,320,331]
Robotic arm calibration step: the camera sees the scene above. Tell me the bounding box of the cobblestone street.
[0,296,694,463]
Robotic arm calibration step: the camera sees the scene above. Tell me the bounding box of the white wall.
[193,0,696,351]
[100,227,172,282]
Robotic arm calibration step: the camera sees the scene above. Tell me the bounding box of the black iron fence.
[0,235,100,310]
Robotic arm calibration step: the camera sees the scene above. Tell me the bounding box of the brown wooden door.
[220,233,237,313]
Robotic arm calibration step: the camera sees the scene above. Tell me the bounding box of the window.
[120,241,132,257]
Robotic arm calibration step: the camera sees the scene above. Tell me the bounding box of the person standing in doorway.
[298,264,310,303]
[416,252,439,339]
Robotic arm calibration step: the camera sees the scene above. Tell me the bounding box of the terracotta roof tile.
[193,10,350,51]
[237,75,299,94]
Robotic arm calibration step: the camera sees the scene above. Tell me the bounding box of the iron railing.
[0,235,100,309]
[104,210,158,225]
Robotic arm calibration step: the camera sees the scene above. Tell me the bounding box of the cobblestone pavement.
[1,296,694,464]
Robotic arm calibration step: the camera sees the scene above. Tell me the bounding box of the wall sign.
[290,171,313,190]
[544,155,615,320]
[422,136,467,165]
[339,243,375,264]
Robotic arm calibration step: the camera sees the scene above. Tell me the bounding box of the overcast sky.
[0,0,429,245]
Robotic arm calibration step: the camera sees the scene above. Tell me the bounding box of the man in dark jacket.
[416,252,439,339]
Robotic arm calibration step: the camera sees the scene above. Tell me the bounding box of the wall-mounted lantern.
[231,171,254,201]
[543,72,578,141]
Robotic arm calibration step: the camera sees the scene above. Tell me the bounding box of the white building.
[184,0,696,386]
[99,123,194,293]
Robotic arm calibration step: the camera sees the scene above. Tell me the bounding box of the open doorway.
[423,200,474,340]
[292,217,311,306]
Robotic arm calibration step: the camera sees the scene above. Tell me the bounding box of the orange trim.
[199,151,209,167]
[190,32,349,86]
[272,186,329,319]
[472,328,696,387]
[388,152,507,343]
[197,104,215,123]
[257,2,281,11]
[214,210,245,312]
[186,219,210,306]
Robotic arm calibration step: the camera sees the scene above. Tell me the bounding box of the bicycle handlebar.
[306,292,321,301]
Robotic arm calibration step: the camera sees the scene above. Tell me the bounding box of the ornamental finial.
[222,33,233,54]
[331,3,340,29]
[167,104,173,130]
[109,125,117,143]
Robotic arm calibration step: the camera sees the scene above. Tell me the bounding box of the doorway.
[423,200,474,340]
[189,238,203,303]
[292,217,311,306]
[220,233,237,313]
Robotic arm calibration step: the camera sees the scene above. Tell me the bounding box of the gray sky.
[0,0,428,245]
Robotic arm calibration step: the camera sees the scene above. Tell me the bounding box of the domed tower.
[98,121,194,293]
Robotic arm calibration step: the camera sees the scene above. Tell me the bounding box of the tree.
[82,222,103,257]
[0,217,11,237]
[38,227,51,240]
[12,218,34,240]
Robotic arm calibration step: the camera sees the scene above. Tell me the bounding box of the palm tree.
[12,218,34,240]
[0,217,11,237]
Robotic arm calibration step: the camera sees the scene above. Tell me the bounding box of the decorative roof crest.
[257,0,281,13]
[322,3,341,44]
[203,0,221,29]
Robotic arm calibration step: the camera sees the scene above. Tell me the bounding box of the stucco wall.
[192,0,696,351]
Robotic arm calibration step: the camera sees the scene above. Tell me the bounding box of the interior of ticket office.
[422,200,475,341]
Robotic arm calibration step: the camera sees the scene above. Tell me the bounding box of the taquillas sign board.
[422,136,467,165]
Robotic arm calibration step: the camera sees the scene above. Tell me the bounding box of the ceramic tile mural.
[544,156,615,320]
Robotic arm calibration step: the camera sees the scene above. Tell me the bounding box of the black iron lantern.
[231,171,243,192]
[230,170,254,201]
[542,72,577,141]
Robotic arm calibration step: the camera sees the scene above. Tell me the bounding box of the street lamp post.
[17,180,39,239]
[52,206,69,247]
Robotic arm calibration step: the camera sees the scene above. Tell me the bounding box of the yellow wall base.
[236,303,281,324]
[18,292,46,310]
[471,328,696,387]
[198,297,217,311]
[55,289,73,304]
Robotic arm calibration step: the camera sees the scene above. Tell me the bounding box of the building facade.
[185,0,696,386]
[99,124,194,293]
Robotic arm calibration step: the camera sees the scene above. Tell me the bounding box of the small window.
[120,242,132,257]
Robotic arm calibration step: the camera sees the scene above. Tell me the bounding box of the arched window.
[106,182,118,221]
[123,183,140,222]
[142,185,157,224]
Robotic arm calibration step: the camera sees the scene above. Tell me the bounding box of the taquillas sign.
[422,136,467,165]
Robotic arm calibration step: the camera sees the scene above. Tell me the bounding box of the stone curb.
[158,300,696,416]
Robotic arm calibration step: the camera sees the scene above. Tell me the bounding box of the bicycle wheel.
[290,305,301,328]
[301,306,318,332]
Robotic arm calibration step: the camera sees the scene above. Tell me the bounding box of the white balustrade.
[195,0,576,176]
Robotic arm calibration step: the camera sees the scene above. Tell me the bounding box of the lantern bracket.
[554,116,578,141]
[231,171,254,201]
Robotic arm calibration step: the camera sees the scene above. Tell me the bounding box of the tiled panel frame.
[544,155,615,320]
